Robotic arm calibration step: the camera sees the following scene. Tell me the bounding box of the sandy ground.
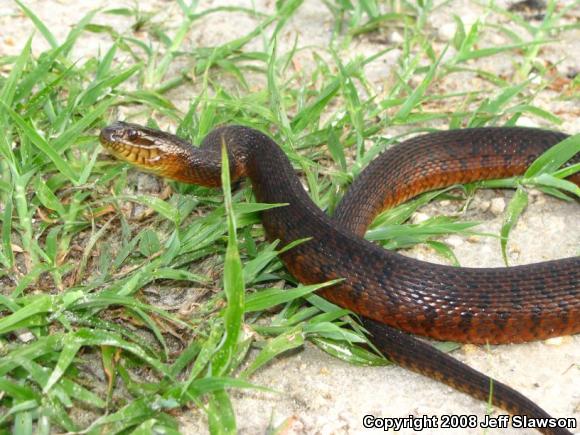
[1,1,578,434]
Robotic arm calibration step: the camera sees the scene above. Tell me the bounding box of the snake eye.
[126,128,139,141]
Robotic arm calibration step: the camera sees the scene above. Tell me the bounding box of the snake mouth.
[99,121,165,171]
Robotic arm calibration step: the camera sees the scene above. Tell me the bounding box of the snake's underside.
[100,122,579,435]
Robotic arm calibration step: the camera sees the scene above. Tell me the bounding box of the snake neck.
[201,126,330,246]
[201,126,310,203]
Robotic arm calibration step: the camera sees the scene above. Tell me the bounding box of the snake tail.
[362,319,573,435]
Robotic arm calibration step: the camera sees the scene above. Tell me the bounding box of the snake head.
[100,121,145,145]
[99,121,192,178]
[99,121,224,186]
[100,121,161,160]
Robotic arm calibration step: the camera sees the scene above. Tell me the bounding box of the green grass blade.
[500,187,528,266]
[0,295,53,334]
[245,280,342,313]
[394,45,447,122]
[241,328,305,377]
[524,133,580,178]
[14,0,58,48]
[52,97,115,153]
[44,328,172,393]
[211,143,245,377]
[0,101,78,184]
[207,390,236,435]
[1,192,15,269]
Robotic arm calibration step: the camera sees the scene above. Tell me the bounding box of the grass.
[0,0,579,433]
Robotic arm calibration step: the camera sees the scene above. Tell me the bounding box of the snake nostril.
[100,126,120,145]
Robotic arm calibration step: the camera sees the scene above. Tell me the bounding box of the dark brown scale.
[100,122,579,435]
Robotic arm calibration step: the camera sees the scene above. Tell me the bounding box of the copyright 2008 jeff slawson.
[362,414,577,431]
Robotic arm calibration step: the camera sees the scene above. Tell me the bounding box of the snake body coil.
[100,122,579,435]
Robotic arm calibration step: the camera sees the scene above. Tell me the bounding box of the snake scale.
[100,122,579,435]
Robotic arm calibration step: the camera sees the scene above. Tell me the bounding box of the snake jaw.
[99,122,211,184]
[99,121,170,171]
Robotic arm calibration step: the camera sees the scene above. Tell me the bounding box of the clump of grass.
[0,0,578,433]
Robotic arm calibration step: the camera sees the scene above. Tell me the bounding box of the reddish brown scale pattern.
[100,123,578,434]
[336,129,579,235]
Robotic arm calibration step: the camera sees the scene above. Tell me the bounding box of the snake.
[99,122,579,435]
